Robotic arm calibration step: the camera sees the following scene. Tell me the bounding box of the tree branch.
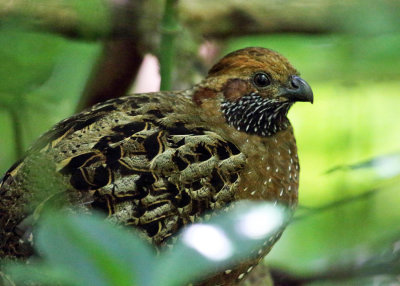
[3,0,399,42]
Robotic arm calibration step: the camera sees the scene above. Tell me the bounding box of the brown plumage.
[0,47,313,285]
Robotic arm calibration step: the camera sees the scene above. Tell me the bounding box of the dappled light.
[236,204,284,240]
[372,154,400,179]
[182,224,233,261]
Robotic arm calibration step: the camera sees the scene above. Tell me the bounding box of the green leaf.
[0,28,62,97]
[5,262,75,286]
[3,202,288,286]
[154,201,289,286]
[35,212,155,286]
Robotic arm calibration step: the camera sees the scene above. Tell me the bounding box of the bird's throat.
[220,94,292,137]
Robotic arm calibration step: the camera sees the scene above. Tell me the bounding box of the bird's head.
[194,47,313,136]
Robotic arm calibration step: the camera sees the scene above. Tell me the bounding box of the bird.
[0,47,313,285]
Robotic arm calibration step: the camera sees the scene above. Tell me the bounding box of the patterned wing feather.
[0,93,246,255]
[59,121,246,245]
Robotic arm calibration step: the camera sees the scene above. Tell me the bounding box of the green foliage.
[35,213,150,286]
[4,202,287,286]
[0,28,61,97]
[0,26,100,167]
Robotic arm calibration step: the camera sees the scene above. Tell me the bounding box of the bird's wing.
[1,94,247,246]
[57,119,246,244]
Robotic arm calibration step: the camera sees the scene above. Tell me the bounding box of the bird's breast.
[235,126,299,209]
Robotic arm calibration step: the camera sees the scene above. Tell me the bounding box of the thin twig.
[294,188,379,221]
[271,242,400,284]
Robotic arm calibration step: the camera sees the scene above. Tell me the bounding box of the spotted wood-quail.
[0,47,313,285]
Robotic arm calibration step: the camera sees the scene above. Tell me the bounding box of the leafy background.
[1,0,400,285]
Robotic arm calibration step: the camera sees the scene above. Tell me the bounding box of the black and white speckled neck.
[220,94,292,137]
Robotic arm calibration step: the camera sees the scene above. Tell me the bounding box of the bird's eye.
[253,73,271,88]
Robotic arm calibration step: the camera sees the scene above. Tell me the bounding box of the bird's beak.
[279,75,313,104]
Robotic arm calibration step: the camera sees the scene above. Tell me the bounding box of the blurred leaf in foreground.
[156,202,288,286]
[35,213,154,286]
[4,201,288,286]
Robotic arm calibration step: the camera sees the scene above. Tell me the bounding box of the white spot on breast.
[267,166,271,171]
[279,189,284,196]
[288,186,291,191]
[247,266,253,273]
[288,166,291,171]
[225,269,232,274]
[250,190,256,196]
[268,178,272,183]
[275,168,279,173]
[238,273,245,280]
[263,180,267,185]
[258,249,263,255]
[288,149,291,154]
